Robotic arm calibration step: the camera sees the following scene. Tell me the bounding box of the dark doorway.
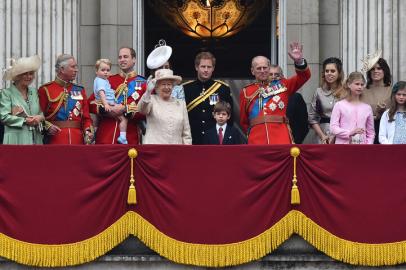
[144,0,275,79]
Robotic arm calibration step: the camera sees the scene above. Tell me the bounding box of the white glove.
[146,75,156,93]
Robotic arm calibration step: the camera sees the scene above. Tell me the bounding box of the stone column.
[0,0,79,88]
[100,0,133,69]
[284,0,320,103]
[79,0,100,93]
[79,0,134,94]
[133,0,145,76]
[319,0,341,64]
[341,0,406,82]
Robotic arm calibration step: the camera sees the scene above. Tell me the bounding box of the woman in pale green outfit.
[0,55,44,144]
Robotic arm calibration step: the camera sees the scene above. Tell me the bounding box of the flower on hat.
[360,49,382,73]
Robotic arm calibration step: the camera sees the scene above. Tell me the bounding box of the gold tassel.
[290,147,301,205]
[127,148,138,205]
[128,184,136,204]
[291,185,300,205]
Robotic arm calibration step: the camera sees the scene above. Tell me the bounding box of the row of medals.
[199,81,288,107]
[259,81,287,111]
[200,87,220,105]
[64,90,83,117]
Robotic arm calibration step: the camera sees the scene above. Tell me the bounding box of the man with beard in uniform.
[183,52,233,145]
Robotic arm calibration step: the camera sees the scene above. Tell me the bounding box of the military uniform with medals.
[183,79,233,145]
[38,77,93,144]
[240,61,311,144]
[88,71,146,144]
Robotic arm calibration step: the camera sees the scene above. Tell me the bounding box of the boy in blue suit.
[203,101,242,145]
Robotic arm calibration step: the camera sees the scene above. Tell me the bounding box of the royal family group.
[1,43,405,145]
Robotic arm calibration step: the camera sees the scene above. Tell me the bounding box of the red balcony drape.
[0,145,405,267]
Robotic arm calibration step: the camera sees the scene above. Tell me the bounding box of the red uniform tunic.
[88,71,146,144]
[240,66,311,144]
[38,77,93,144]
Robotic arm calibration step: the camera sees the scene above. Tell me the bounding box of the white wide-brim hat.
[155,69,182,85]
[361,49,382,73]
[146,39,172,69]
[3,55,41,81]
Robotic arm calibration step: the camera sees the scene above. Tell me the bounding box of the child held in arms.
[93,59,128,144]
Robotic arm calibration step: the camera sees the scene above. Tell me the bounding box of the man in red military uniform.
[88,47,146,144]
[38,54,93,144]
[240,42,311,144]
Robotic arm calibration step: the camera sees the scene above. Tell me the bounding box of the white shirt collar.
[216,123,227,134]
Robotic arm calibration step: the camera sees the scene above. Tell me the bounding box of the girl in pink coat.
[330,72,375,144]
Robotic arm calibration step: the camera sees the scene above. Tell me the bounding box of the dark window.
[144,0,274,79]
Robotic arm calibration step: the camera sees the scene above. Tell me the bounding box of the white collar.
[216,123,227,133]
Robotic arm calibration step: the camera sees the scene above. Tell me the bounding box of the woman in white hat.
[0,55,44,144]
[147,39,185,100]
[138,69,191,144]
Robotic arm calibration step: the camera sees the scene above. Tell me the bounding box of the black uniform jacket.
[184,79,233,145]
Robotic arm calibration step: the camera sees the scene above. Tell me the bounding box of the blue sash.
[56,85,82,121]
[247,81,283,134]
[248,80,284,121]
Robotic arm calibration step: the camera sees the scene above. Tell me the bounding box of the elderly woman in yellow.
[138,69,192,144]
[0,55,44,144]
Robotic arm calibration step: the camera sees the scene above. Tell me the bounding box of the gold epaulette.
[214,79,229,87]
[181,80,194,86]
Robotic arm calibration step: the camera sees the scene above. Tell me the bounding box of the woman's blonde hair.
[95,58,111,70]
[343,71,366,97]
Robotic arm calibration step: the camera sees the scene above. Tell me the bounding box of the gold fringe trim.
[2,210,406,267]
[0,213,131,267]
[131,210,406,267]
[292,210,406,266]
[128,211,293,267]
